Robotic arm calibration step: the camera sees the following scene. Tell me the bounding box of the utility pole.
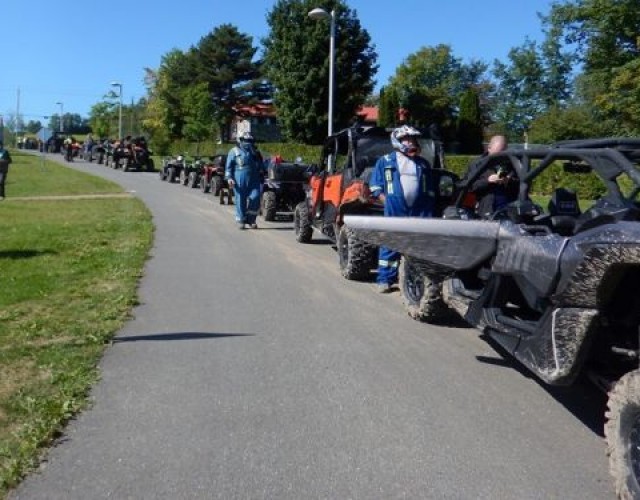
[16,87,21,146]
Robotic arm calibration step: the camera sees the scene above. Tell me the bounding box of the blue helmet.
[391,125,421,155]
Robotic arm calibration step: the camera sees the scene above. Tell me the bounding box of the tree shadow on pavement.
[112,332,254,342]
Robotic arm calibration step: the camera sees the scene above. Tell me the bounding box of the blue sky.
[2,0,557,123]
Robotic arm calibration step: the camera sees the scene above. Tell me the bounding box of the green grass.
[0,151,153,497]
[5,152,124,198]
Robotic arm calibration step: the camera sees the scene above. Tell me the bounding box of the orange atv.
[293,126,391,280]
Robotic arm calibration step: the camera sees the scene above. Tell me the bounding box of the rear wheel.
[337,225,376,281]
[606,370,640,500]
[167,167,175,183]
[399,256,447,322]
[262,191,277,221]
[293,202,312,243]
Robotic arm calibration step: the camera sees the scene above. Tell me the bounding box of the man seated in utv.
[468,135,519,219]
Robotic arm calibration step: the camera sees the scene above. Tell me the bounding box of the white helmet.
[237,132,255,147]
[391,125,422,155]
[176,155,184,162]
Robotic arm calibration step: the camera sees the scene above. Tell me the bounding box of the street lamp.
[55,102,63,133]
[110,81,123,139]
[308,7,336,136]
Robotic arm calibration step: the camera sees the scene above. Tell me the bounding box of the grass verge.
[0,151,153,497]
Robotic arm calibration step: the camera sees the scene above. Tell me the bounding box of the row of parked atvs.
[158,153,312,220]
[87,137,155,172]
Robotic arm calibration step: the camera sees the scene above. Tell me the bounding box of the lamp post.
[56,102,63,133]
[308,7,336,136]
[110,81,123,139]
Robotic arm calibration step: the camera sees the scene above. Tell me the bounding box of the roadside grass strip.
[0,151,153,496]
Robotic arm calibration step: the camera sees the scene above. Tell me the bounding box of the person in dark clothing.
[468,135,518,218]
[0,141,13,200]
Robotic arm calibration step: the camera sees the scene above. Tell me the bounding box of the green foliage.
[546,0,640,135]
[262,0,378,144]
[0,152,152,495]
[443,154,476,178]
[24,121,42,134]
[530,161,607,200]
[387,44,489,141]
[527,105,605,143]
[456,89,483,154]
[378,86,399,128]
[194,24,262,139]
[161,139,322,165]
[89,102,115,138]
[181,82,217,143]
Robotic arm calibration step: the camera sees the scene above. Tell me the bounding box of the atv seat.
[547,188,581,235]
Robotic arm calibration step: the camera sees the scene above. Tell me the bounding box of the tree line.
[82,0,639,153]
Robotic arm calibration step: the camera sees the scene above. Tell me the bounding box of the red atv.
[199,154,233,204]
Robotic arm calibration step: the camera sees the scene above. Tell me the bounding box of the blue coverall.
[225,145,264,225]
[369,151,436,285]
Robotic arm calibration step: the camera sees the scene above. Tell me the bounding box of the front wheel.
[293,202,312,243]
[200,176,210,193]
[605,370,640,500]
[398,256,447,322]
[337,225,376,281]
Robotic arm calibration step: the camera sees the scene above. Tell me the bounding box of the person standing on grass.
[0,141,13,200]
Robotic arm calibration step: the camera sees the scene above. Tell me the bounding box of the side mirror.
[438,175,456,198]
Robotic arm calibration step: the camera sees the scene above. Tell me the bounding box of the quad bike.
[260,156,311,221]
[159,155,187,183]
[200,154,228,197]
[294,125,443,281]
[345,138,640,499]
[199,154,233,204]
[179,156,204,187]
[113,137,154,172]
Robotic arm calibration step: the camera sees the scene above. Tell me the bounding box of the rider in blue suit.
[225,133,264,230]
[369,125,436,292]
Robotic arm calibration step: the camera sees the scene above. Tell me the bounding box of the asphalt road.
[11,153,614,499]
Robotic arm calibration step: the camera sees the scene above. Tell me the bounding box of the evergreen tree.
[193,24,262,140]
[457,88,483,154]
[378,86,399,128]
[263,0,378,143]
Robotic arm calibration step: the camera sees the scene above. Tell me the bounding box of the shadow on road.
[253,226,293,231]
[113,331,254,342]
[477,334,607,437]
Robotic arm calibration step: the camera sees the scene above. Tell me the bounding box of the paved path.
[10,154,614,499]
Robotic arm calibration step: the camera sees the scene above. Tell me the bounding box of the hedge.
[162,141,609,200]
